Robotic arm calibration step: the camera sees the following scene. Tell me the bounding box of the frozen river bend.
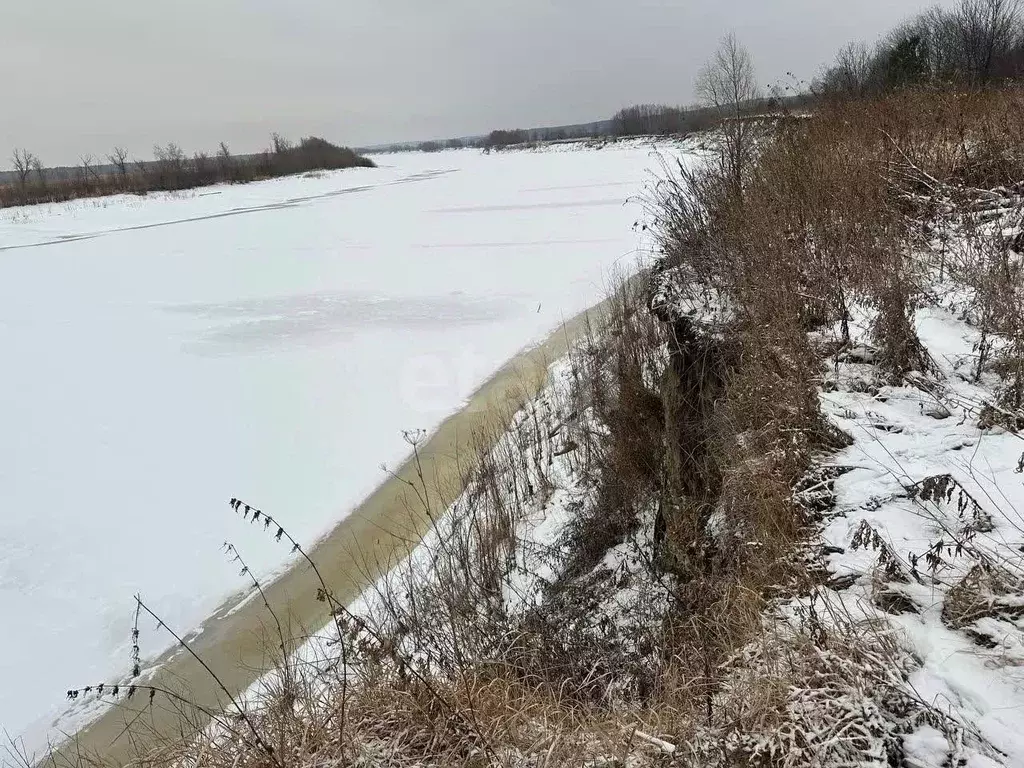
[0,142,682,750]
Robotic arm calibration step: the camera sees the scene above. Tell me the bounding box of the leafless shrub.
[942,563,1024,630]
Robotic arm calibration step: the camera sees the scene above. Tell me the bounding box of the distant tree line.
[363,122,612,155]
[375,2,1024,153]
[416,138,467,152]
[817,0,1024,97]
[609,104,716,137]
[484,129,531,149]
[607,94,807,139]
[480,124,610,150]
[0,134,374,208]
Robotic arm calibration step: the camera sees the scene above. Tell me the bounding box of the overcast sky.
[1,0,954,165]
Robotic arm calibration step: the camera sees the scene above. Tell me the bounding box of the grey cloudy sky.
[2,0,952,165]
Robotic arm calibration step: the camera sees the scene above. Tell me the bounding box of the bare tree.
[954,0,1022,82]
[108,146,129,178]
[154,143,185,167]
[192,151,210,183]
[695,33,760,192]
[30,155,45,190]
[11,148,35,190]
[271,132,292,154]
[79,155,101,186]
[154,143,186,186]
[217,141,233,179]
[827,42,874,96]
[909,6,961,79]
[697,33,759,117]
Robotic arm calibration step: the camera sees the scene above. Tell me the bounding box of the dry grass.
[43,85,1024,768]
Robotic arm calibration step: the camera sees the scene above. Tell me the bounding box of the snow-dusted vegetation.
[16,4,1024,767]
[50,93,1024,763]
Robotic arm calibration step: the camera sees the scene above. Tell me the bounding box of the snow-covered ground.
[0,141,682,748]
[819,301,1024,767]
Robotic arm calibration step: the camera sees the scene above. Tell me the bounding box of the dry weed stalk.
[54,83,1024,768]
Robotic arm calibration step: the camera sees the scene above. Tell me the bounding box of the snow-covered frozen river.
[0,142,679,746]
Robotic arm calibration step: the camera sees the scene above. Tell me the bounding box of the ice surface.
[0,143,684,748]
